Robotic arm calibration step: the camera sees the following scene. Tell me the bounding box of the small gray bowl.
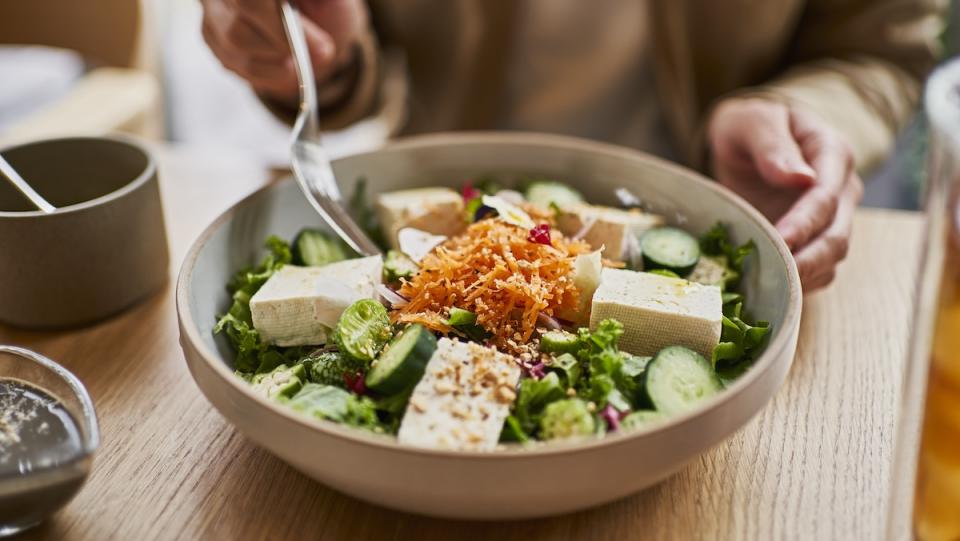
[0,136,169,329]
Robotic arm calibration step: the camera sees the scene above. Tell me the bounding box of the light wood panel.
[3,145,922,540]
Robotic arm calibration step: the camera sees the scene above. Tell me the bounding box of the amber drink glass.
[888,58,960,541]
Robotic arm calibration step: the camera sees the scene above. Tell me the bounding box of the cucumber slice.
[445,308,489,342]
[292,228,348,267]
[334,299,393,362]
[539,330,579,355]
[249,364,305,401]
[640,346,722,414]
[446,307,477,326]
[646,269,680,279]
[621,410,662,430]
[540,398,597,440]
[640,227,701,275]
[384,250,418,282]
[524,181,584,209]
[365,324,437,394]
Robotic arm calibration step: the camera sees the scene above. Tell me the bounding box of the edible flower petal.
[343,371,367,395]
[462,181,481,202]
[495,189,526,206]
[481,194,535,229]
[601,403,627,431]
[527,223,553,246]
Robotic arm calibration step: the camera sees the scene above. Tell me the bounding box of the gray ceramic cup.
[0,136,169,328]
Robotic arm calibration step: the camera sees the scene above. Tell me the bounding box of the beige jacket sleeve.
[735,0,946,172]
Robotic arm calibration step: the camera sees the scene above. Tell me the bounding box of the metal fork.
[0,153,56,213]
[279,1,381,256]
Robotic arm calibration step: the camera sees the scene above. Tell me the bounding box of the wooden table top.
[4,144,923,540]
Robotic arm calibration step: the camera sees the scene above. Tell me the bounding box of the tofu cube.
[589,268,722,358]
[556,204,664,261]
[398,338,522,451]
[250,256,383,346]
[375,188,466,249]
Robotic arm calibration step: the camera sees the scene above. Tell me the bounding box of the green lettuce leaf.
[544,353,581,388]
[620,355,651,379]
[712,302,771,385]
[576,318,624,355]
[582,373,632,412]
[700,223,772,385]
[571,319,639,410]
[509,372,567,437]
[499,414,530,443]
[464,197,484,223]
[699,222,756,286]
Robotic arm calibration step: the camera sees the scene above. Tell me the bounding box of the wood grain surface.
[2,145,923,540]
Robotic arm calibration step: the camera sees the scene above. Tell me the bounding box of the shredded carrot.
[393,219,591,350]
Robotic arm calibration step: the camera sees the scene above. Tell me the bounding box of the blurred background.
[0,0,956,209]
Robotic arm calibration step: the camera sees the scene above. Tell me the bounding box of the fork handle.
[280,1,320,140]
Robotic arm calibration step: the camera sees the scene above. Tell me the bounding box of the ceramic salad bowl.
[176,132,801,519]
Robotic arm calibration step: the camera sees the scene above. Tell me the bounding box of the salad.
[214,178,771,450]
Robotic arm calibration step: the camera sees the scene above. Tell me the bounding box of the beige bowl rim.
[0,134,157,218]
[175,131,802,460]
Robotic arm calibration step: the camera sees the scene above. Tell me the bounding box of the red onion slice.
[602,404,625,431]
[481,194,535,229]
[536,312,562,331]
[375,284,408,307]
[572,215,598,240]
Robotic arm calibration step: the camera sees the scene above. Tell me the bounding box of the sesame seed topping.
[495,385,517,404]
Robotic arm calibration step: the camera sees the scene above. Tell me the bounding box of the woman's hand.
[707,98,864,291]
[201,0,368,104]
